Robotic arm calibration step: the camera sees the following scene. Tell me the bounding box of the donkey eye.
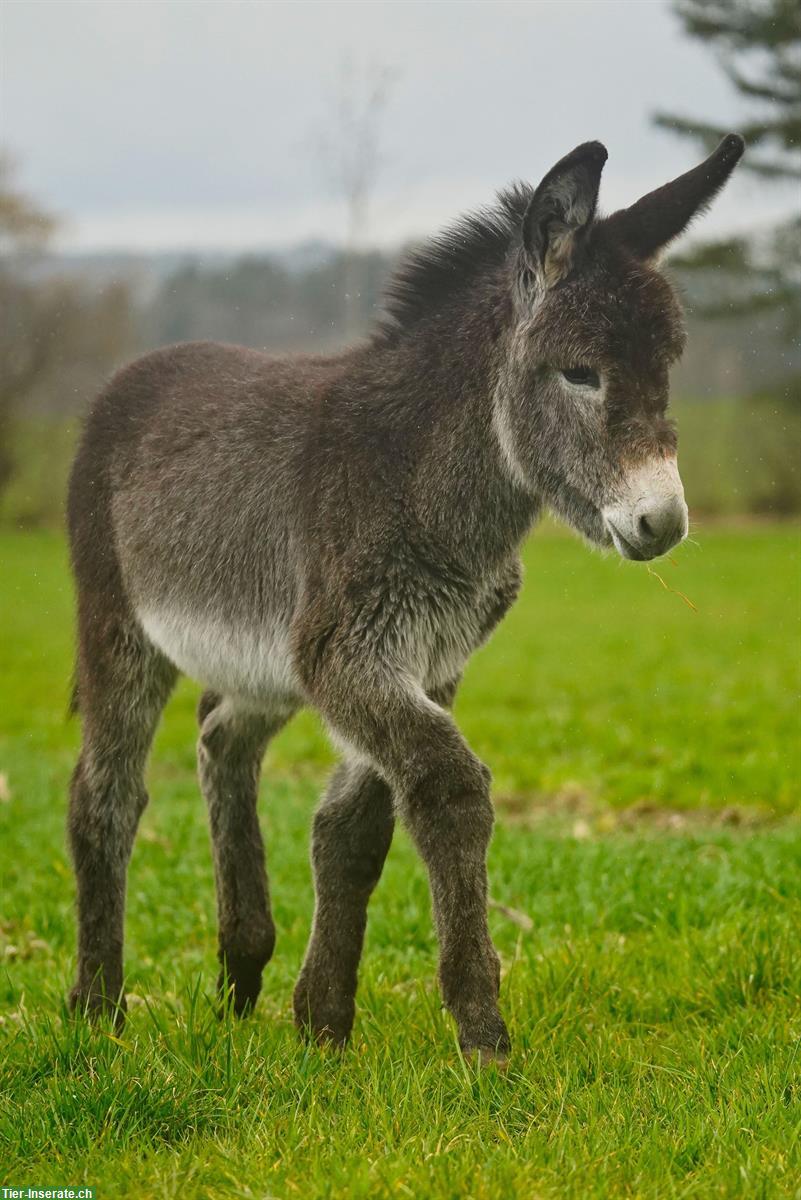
[561,366,601,389]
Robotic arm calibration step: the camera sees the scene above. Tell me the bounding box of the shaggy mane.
[373,182,533,341]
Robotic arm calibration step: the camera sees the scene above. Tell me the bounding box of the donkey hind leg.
[197,691,295,1016]
[293,760,394,1045]
[69,627,177,1027]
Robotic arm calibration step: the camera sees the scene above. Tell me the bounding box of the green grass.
[1,524,800,1198]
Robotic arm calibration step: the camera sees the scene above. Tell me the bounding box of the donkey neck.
[363,296,541,571]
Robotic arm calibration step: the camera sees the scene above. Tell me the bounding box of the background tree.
[654,0,800,342]
[0,153,59,491]
[314,58,397,341]
[0,153,133,509]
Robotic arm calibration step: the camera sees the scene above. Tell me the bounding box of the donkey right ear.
[521,141,607,290]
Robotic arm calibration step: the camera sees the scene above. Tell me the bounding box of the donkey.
[66,134,744,1059]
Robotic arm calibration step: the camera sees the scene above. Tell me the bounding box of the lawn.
[1,524,799,1198]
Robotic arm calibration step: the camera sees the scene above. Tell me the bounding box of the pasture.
[1,524,799,1198]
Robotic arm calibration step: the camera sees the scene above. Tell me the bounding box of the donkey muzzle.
[603,458,688,562]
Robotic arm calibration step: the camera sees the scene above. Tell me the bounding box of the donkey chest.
[413,563,523,690]
[421,611,483,690]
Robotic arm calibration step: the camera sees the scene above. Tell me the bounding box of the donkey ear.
[604,134,745,261]
[521,141,608,287]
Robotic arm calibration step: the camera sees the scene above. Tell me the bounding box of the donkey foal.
[67,135,743,1057]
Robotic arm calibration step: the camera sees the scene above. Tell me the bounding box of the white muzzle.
[602,457,688,561]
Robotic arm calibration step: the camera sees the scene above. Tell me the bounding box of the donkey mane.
[374,182,534,342]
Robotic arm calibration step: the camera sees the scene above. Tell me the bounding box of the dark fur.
[66,136,743,1053]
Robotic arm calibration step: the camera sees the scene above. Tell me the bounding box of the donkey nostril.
[638,513,655,540]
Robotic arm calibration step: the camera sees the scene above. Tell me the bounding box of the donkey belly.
[138,603,303,706]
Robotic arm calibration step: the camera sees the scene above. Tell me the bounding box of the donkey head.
[495,135,744,560]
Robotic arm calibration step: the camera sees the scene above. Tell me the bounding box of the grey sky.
[2,0,794,252]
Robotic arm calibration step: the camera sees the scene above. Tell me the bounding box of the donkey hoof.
[293,979,354,1048]
[216,969,262,1018]
[68,985,126,1030]
[464,1045,511,1070]
[460,1015,511,1066]
[300,1021,350,1050]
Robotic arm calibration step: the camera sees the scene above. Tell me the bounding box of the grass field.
[1,524,799,1198]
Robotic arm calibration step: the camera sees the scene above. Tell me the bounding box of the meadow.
[1,523,799,1198]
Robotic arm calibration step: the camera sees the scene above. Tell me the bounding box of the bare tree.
[315,58,398,340]
[0,153,133,505]
[0,154,59,490]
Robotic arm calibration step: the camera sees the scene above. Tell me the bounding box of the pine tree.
[654,0,800,341]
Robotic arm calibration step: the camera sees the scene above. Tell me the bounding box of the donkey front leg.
[197,692,293,1015]
[294,760,394,1045]
[304,655,508,1058]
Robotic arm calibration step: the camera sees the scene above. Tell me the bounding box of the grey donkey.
[67,135,744,1059]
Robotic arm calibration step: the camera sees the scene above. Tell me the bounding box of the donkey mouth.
[605,520,649,562]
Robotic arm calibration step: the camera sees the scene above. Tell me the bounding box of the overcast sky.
[2,0,794,253]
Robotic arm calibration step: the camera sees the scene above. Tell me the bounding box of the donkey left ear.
[522,141,608,288]
[604,134,745,260]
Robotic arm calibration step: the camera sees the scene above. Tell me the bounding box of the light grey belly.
[137,603,303,705]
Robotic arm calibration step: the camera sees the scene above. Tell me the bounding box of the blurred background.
[1,0,799,527]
